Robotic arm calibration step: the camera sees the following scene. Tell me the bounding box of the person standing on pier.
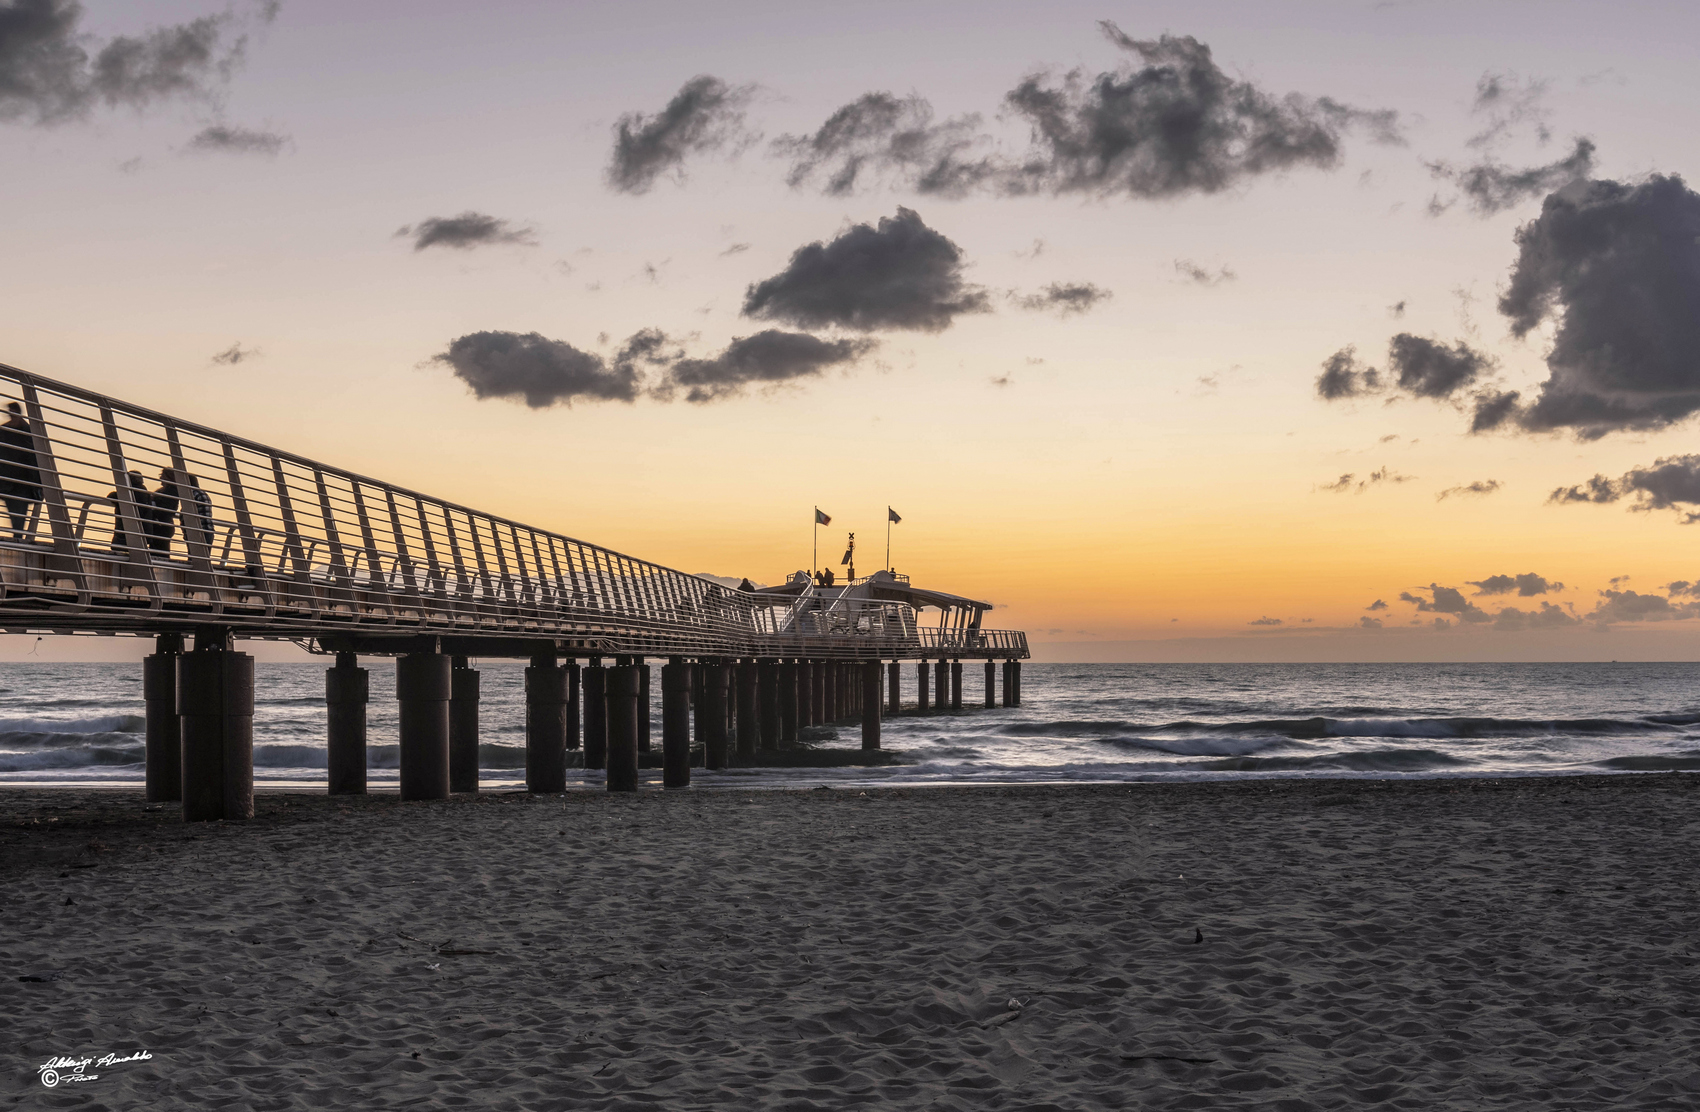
[0,402,42,540]
[148,468,183,553]
[180,472,214,551]
[108,469,155,552]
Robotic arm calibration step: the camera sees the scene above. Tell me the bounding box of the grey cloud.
[656,330,875,404]
[1009,282,1111,316]
[0,0,250,126]
[1499,175,1700,439]
[184,123,287,156]
[1174,259,1235,286]
[1318,467,1411,494]
[1248,616,1282,626]
[1428,137,1595,217]
[775,91,995,198]
[1467,71,1551,149]
[1548,456,1700,521]
[397,212,538,252]
[1468,573,1562,596]
[1587,589,1700,625]
[1388,333,1494,398]
[1399,584,1490,623]
[1000,25,1402,201]
[1358,615,1383,629]
[1492,602,1577,631]
[210,342,258,366]
[430,331,640,408]
[742,207,990,333]
[1388,300,1407,319]
[1469,389,1522,432]
[1436,479,1502,500]
[1366,599,1388,611]
[607,75,756,195]
[718,242,750,257]
[1315,346,1380,400]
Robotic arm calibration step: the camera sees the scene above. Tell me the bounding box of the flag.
[888,507,902,523]
[814,508,831,526]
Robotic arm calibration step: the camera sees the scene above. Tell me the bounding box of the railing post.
[221,440,273,616]
[98,403,160,607]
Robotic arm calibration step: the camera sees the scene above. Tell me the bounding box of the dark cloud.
[1315,346,1380,400]
[1587,589,1700,625]
[1469,389,1522,432]
[742,207,990,333]
[184,123,288,156]
[1492,602,1577,631]
[0,0,250,126]
[607,75,756,194]
[1399,584,1490,623]
[1248,616,1282,626]
[1317,467,1411,494]
[1009,282,1111,316]
[718,242,750,257]
[1366,599,1388,611]
[1549,456,1700,522]
[210,342,258,366]
[775,91,994,198]
[1174,259,1235,286]
[999,24,1402,201]
[1466,71,1551,149]
[1436,479,1502,501]
[396,212,538,252]
[1428,137,1595,217]
[656,330,874,404]
[430,331,640,408]
[1358,616,1383,629]
[1497,175,1700,438]
[1388,333,1494,398]
[1388,300,1406,319]
[1468,573,1562,596]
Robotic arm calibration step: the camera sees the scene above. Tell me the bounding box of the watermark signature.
[37,1050,151,1088]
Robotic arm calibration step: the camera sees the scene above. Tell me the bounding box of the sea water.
[2,661,1698,789]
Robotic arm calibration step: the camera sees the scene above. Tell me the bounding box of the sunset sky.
[4,0,1700,661]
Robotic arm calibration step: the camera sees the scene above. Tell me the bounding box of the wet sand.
[5,774,1700,1109]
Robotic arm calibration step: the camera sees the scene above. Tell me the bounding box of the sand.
[5,774,1700,1109]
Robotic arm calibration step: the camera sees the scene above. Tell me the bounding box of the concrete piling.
[662,659,691,789]
[449,655,480,793]
[887,660,901,716]
[984,660,996,708]
[524,647,566,793]
[1002,660,1014,707]
[935,659,948,710]
[950,661,963,711]
[703,661,730,770]
[823,662,837,723]
[1012,660,1022,706]
[758,659,780,749]
[861,661,881,750]
[735,660,758,758]
[582,659,608,769]
[779,660,799,744]
[563,661,581,752]
[396,651,451,801]
[178,630,255,822]
[144,632,182,803]
[327,650,369,796]
[917,661,930,712]
[605,661,640,792]
[638,660,651,753]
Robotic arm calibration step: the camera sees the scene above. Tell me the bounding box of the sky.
[3,0,1700,662]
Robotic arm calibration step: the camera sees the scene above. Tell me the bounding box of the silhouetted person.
[822,567,835,588]
[108,470,154,553]
[0,401,42,540]
[181,472,213,552]
[148,468,182,554]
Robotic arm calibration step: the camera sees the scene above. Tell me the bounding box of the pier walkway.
[0,365,1028,819]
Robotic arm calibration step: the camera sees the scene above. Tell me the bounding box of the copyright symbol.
[40,1069,60,1088]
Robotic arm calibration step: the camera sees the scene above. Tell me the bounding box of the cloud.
[429,331,641,408]
[1466,71,1551,149]
[1468,573,1562,596]
[607,75,756,194]
[1399,584,1490,623]
[396,211,538,252]
[1388,300,1406,319]
[1549,456,1700,521]
[999,24,1402,201]
[1174,259,1235,286]
[210,342,258,365]
[1387,333,1494,398]
[1436,479,1502,500]
[1358,616,1383,629]
[1317,467,1411,494]
[741,207,990,333]
[1427,137,1595,217]
[1315,346,1380,400]
[655,330,875,404]
[775,91,995,197]
[1366,599,1388,611]
[0,0,253,126]
[1248,616,1282,626]
[1587,589,1700,625]
[184,123,288,156]
[1491,602,1577,631]
[1496,174,1700,438]
[718,242,750,257]
[1009,282,1111,316]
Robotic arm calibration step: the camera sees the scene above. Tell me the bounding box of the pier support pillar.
[758,660,780,749]
[823,662,837,723]
[735,660,759,759]
[887,661,901,715]
[801,661,816,727]
[606,662,640,792]
[861,661,881,750]
[779,660,799,744]
[144,632,183,803]
[984,660,996,708]
[583,660,608,769]
[703,661,730,770]
[950,661,963,710]
[1002,661,1014,707]
[935,660,948,709]
[662,660,691,789]
[326,650,369,796]
[638,660,651,753]
[917,662,930,712]
[178,630,254,822]
[525,648,566,793]
[449,656,480,793]
[1012,660,1022,706]
[563,661,581,752]
[396,651,451,801]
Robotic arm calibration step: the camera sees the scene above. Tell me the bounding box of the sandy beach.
[5,775,1700,1109]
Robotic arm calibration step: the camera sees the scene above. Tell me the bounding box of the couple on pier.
[109,468,213,555]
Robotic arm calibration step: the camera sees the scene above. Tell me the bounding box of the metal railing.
[0,364,1029,660]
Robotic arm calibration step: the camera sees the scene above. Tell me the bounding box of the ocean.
[2,661,1698,789]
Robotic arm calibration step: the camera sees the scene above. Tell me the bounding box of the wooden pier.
[0,364,1027,818]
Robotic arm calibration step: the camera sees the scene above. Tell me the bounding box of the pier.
[0,364,1028,818]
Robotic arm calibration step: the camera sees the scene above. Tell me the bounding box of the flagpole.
[886,509,891,572]
[813,507,818,581]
